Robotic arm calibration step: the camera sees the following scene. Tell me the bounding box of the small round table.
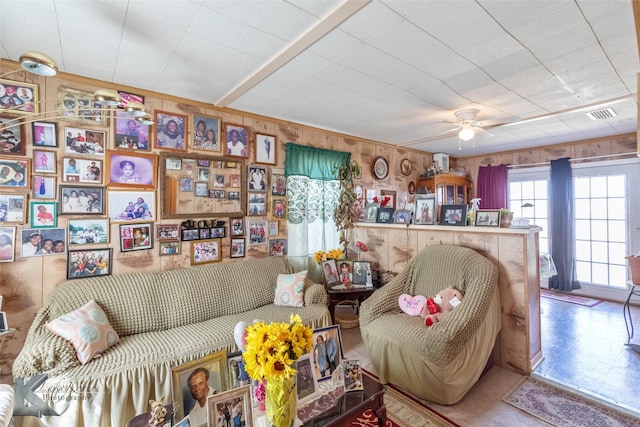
[326,285,375,324]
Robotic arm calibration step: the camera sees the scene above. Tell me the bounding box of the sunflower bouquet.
[242,314,314,384]
[313,247,344,264]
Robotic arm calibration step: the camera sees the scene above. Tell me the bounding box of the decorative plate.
[372,156,389,180]
[401,159,412,176]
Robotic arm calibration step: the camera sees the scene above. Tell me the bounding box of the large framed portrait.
[0,158,29,189]
[106,189,155,223]
[296,353,320,405]
[154,111,187,152]
[62,157,103,184]
[191,113,221,152]
[247,166,267,192]
[29,201,57,228]
[312,325,344,382]
[67,248,112,279]
[58,86,108,126]
[105,151,157,188]
[63,126,106,156]
[171,350,228,422]
[114,110,150,151]
[440,204,468,226]
[230,238,245,258]
[20,228,67,257]
[59,185,105,215]
[32,121,58,147]
[0,117,25,155]
[0,79,39,115]
[119,223,153,252]
[33,150,56,174]
[190,238,221,265]
[0,193,25,223]
[68,219,110,246]
[223,123,249,158]
[413,194,436,225]
[254,132,276,165]
[247,220,267,245]
[206,385,253,427]
[32,176,56,199]
[0,226,16,262]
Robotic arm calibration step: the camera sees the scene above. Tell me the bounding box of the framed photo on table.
[296,353,319,405]
[321,259,340,286]
[413,195,436,225]
[364,203,379,223]
[376,207,394,224]
[475,209,501,227]
[0,117,25,156]
[393,209,411,224]
[440,204,468,226]
[254,133,276,165]
[311,325,344,382]
[0,79,39,115]
[206,385,253,427]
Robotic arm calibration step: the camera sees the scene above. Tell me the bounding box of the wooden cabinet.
[416,174,472,205]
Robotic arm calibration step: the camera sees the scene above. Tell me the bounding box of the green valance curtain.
[284,143,350,180]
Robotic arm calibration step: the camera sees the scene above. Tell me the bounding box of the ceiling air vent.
[586,108,617,120]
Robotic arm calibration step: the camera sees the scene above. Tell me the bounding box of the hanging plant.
[333,160,361,254]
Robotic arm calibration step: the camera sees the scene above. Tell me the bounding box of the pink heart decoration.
[398,294,428,316]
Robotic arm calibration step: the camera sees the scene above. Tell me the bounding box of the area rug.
[502,376,640,427]
[540,288,603,307]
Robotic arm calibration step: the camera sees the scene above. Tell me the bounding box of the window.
[508,167,549,253]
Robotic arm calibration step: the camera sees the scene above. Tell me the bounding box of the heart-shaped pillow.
[398,294,428,316]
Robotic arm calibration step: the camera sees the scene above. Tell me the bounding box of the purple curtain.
[476,164,508,209]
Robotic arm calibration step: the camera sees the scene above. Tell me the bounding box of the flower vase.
[266,376,297,427]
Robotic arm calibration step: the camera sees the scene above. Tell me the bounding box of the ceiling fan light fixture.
[93,89,121,106]
[459,124,475,141]
[19,51,58,76]
[124,101,147,117]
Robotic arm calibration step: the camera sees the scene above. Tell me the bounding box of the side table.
[326,286,375,324]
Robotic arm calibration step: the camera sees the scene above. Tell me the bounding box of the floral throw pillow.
[274,270,308,307]
[45,300,120,364]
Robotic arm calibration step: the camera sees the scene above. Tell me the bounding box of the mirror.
[160,152,246,219]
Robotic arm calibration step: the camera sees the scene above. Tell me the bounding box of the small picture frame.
[194,182,208,197]
[159,241,180,256]
[21,228,67,257]
[180,178,193,192]
[380,190,396,210]
[63,126,106,155]
[32,121,58,147]
[106,189,154,223]
[0,117,25,156]
[113,110,151,151]
[33,150,56,174]
[230,174,241,188]
[269,239,287,256]
[59,185,105,215]
[0,193,25,223]
[393,209,411,224]
[440,204,468,226]
[312,325,344,382]
[296,353,319,405]
[0,158,30,189]
[413,195,436,225]
[210,227,225,238]
[213,174,225,187]
[105,151,157,188]
[119,223,153,252]
[227,191,240,200]
[191,113,221,152]
[0,79,39,115]
[351,261,371,285]
[62,157,103,184]
[32,176,56,199]
[197,159,210,167]
[206,385,253,427]
[0,226,16,262]
[181,229,200,241]
[343,359,364,392]
[68,219,110,246]
[254,133,276,165]
[268,221,278,237]
[171,350,228,422]
[29,201,57,228]
[364,203,379,223]
[270,198,287,220]
[271,173,286,196]
[247,220,267,245]
[475,209,501,227]
[199,228,210,239]
[226,351,251,389]
[223,123,249,158]
[156,224,180,241]
[210,190,225,199]
[154,111,187,151]
[321,259,340,286]
[337,260,353,283]
[376,207,394,224]
[58,86,108,126]
[230,238,245,258]
[197,168,210,182]
[165,158,182,170]
[190,238,221,265]
[67,248,112,279]
[230,217,244,236]
[247,166,267,192]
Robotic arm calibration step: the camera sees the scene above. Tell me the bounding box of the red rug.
[540,288,603,307]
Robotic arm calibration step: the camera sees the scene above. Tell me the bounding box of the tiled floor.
[533,294,640,412]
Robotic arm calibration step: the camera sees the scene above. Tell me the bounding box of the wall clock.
[372,156,389,180]
[401,159,412,176]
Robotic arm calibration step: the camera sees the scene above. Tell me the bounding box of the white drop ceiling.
[1,0,638,156]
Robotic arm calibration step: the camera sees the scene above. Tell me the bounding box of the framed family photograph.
[114,110,150,151]
[393,209,411,224]
[0,158,29,189]
[29,201,57,228]
[351,261,372,285]
[296,353,319,405]
[190,238,221,265]
[321,259,340,286]
[475,209,501,227]
[58,86,108,126]
[106,151,157,188]
[226,351,250,389]
[230,238,245,258]
[0,117,25,155]
[414,195,436,225]
[271,173,286,196]
[230,217,244,236]
[154,111,187,152]
[106,189,154,223]
[191,113,221,152]
[119,223,152,252]
[206,385,253,427]
[156,224,180,241]
[270,198,287,220]
[21,228,67,257]
[0,226,16,262]
[32,176,56,199]
[182,229,200,241]
[364,203,378,223]
[171,349,228,421]
[440,204,468,226]
[67,248,112,279]
[33,150,56,174]
[268,239,287,256]
[247,166,267,192]
[0,79,39,115]
[68,219,110,246]
[63,127,106,156]
[159,241,180,256]
[343,359,364,392]
[268,221,278,237]
[254,133,276,165]
[247,220,267,245]
[59,185,105,215]
[312,325,344,382]
[0,193,25,223]
[195,182,208,197]
[224,123,249,158]
[62,157,102,184]
[32,121,58,147]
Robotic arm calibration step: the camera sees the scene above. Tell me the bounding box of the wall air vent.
[586,108,617,120]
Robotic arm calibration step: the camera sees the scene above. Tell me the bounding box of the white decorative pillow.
[45,300,120,365]
[274,271,308,307]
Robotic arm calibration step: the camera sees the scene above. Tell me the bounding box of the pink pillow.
[398,294,428,316]
[46,300,120,364]
[274,271,307,307]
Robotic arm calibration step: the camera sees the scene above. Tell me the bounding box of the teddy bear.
[420,287,464,327]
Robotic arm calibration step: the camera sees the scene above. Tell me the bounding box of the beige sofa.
[359,244,501,405]
[12,256,330,427]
